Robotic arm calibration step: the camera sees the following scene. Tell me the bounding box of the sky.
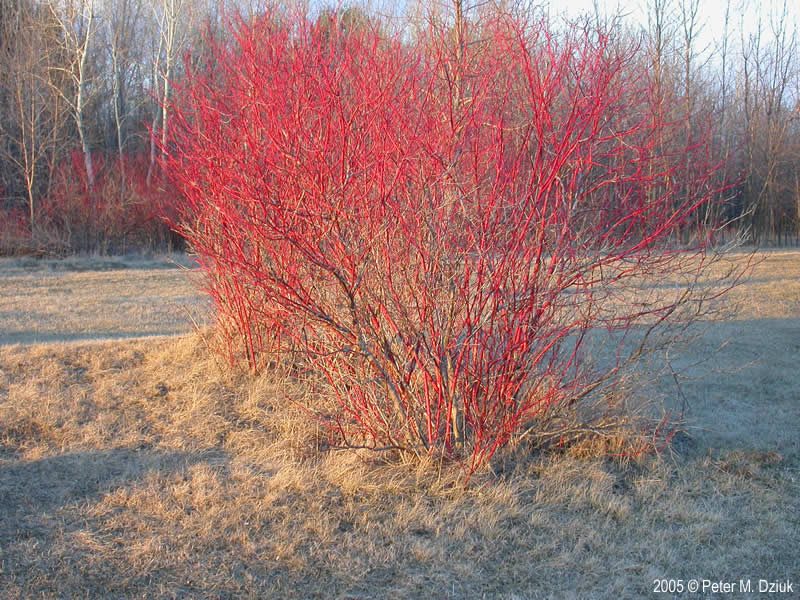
[359,0,799,56]
[548,0,799,54]
[314,0,799,76]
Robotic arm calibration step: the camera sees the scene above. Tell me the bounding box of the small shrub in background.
[0,206,32,255]
[0,151,181,256]
[168,9,723,478]
[36,151,180,254]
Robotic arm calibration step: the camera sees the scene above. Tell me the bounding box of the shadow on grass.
[0,448,227,542]
[0,331,184,347]
[0,254,199,273]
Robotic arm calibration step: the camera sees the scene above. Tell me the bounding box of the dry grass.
[0,251,798,598]
[0,254,206,345]
[718,250,800,319]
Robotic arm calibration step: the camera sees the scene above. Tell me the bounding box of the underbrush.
[1,330,796,597]
[0,153,182,257]
[0,332,665,492]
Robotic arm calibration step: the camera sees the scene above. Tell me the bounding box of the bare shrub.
[168,9,731,478]
[36,151,180,254]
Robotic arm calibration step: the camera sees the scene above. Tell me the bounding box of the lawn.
[0,251,797,598]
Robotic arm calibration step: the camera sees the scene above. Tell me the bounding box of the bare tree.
[0,0,68,230]
[146,0,192,184]
[738,0,799,242]
[48,0,99,190]
[103,0,145,175]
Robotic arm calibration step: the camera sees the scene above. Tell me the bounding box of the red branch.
[166,10,720,477]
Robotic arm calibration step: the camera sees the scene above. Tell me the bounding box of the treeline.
[634,0,800,245]
[0,0,798,254]
[0,0,223,253]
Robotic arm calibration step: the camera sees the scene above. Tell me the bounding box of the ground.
[0,251,797,598]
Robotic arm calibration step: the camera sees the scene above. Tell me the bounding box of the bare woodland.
[0,0,798,253]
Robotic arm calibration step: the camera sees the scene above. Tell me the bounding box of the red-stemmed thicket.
[32,151,180,254]
[167,8,727,477]
[0,205,30,256]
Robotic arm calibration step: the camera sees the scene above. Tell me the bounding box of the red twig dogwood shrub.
[0,206,31,255]
[38,151,180,253]
[167,10,719,476]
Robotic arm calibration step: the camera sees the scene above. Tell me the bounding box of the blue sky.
[543,0,797,53]
[356,0,798,55]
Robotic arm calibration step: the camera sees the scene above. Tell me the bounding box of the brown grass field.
[0,251,798,598]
